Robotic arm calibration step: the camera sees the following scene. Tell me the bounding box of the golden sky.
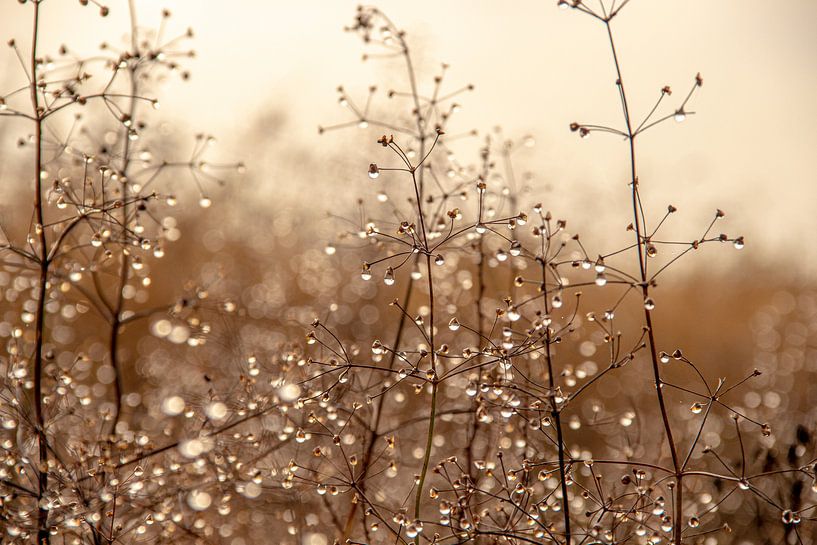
[3,0,816,269]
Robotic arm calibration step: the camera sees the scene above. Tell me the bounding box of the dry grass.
[0,2,812,545]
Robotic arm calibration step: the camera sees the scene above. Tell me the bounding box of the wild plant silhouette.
[0,2,812,545]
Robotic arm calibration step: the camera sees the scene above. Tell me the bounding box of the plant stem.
[29,2,51,542]
[107,0,140,437]
[541,232,571,543]
[412,149,436,518]
[340,275,415,539]
[603,18,682,543]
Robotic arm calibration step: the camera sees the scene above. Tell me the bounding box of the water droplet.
[161,396,185,416]
[690,402,703,414]
[674,110,686,123]
[595,273,607,286]
[434,255,445,266]
[199,197,212,208]
[448,318,460,331]
[384,267,395,286]
[644,297,655,310]
[368,163,380,179]
[405,522,422,538]
[187,490,212,511]
[782,509,800,525]
[205,401,228,420]
[734,236,745,250]
[325,245,336,255]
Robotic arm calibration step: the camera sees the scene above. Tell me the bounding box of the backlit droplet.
[448,318,460,331]
[782,510,800,525]
[161,396,185,416]
[368,163,380,179]
[199,197,212,208]
[187,490,211,511]
[434,255,445,266]
[674,110,686,122]
[595,273,607,286]
[205,401,228,420]
[644,297,655,310]
[734,236,745,249]
[384,267,395,286]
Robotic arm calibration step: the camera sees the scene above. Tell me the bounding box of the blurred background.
[1,2,816,542]
[2,0,816,267]
[0,2,814,423]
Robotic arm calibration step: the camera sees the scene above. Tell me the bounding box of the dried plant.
[0,2,253,543]
[1,2,812,545]
[290,3,815,545]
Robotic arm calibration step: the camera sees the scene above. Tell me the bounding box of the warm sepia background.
[2,2,817,543]
[3,0,816,269]
[3,0,816,390]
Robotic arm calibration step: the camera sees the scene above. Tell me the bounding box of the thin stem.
[107,0,139,437]
[541,229,572,543]
[603,17,682,544]
[29,2,51,543]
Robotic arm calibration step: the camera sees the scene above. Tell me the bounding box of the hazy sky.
[2,1,816,268]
